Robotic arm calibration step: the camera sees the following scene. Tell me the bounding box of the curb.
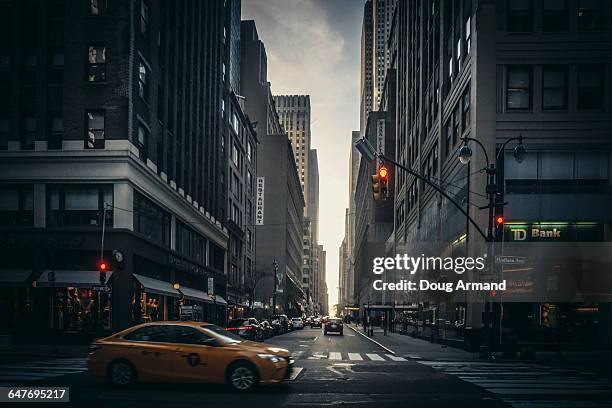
[347,324,396,355]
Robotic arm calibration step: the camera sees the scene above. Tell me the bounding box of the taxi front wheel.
[108,360,137,386]
[227,362,259,392]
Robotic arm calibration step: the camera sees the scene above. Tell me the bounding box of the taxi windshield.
[202,324,243,344]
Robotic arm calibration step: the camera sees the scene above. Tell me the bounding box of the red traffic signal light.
[99,261,108,272]
[378,165,389,180]
[495,215,504,226]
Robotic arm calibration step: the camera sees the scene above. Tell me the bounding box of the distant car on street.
[260,320,275,339]
[87,321,293,392]
[271,314,290,333]
[291,317,304,330]
[324,318,343,336]
[311,317,322,328]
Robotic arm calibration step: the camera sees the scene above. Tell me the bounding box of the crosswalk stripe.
[366,353,384,361]
[0,358,88,385]
[385,354,407,361]
[348,353,363,361]
[328,352,342,360]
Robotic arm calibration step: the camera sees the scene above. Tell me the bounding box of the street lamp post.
[272,259,279,314]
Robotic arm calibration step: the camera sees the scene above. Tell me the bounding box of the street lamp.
[458,144,473,165]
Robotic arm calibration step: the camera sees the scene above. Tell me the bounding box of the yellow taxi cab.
[87,321,293,391]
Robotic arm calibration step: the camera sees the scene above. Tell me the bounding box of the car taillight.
[239,326,253,330]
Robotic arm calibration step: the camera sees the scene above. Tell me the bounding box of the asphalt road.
[0,326,512,408]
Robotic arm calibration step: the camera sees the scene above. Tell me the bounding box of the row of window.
[506,64,605,111]
[507,0,606,33]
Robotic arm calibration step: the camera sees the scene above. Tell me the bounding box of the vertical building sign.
[208,277,214,295]
[256,177,265,225]
[376,118,385,166]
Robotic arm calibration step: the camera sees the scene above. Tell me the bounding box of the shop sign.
[169,254,205,276]
[505,222,604,242]
[376,118,385,166]
[208,277,214,295]
[256,177,265,225]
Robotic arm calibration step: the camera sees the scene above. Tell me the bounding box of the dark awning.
[0,270,32,286]
[133,274,180,298]
[179,286,213,303]
[37,270,113,288]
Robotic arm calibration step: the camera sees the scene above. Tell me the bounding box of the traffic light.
[371,165,389,201]
[494,213,504,241]
[99,260,108,285]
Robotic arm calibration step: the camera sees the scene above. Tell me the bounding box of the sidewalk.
[0,344,89,364]
[348,324,612,364]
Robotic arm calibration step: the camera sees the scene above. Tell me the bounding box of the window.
[578,65,604,110]
[133,191,170,246]
[48,48,64,84]
[140,1,149,37]
[452,105,460,146]
[577,0,603,31]
[48,114,63,149]
[462,88,470,131]
[47,184,113,227]
[542,66,567,110]
[507,0,532,32]
[21,50,37,86]
[85,111,105,149]
[0,117,8,150]
[543,0,568,32]
[171,326,212,345]
[157,85,164,121]
[138,60,148,100]
[124,325,171,342]
[444,120,452,158]
[89,0,107,16]
[506,66,532,110]
[465,16,472,54]
[21,115,36,150]
[247,142,253,162]
[136,123,149,161]
[0,185,33,226]
[87,44,106,82]
[177,221,205,263]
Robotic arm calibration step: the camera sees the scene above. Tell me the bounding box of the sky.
[242,0,363,310]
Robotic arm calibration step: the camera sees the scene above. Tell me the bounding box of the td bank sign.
[506,222,603,242]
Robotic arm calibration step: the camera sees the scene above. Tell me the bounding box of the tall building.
[241,20,305,316]
[0,0,231,338]
[391,0,612,348]
[360,0,396,134]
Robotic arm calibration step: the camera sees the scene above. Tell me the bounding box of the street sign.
[495,255,526,265]
[207,277,214,295]
[92,285,112,293]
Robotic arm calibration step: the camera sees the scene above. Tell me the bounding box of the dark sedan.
[324,318,343,336]
[226,318,264,341]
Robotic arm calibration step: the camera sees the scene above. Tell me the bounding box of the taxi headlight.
[257,353,283,363]
[266,347,289,354]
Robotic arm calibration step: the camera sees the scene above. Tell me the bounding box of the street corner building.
[0,0,263,341]
[341,0,612,350]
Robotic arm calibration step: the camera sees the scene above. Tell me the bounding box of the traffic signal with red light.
[494,213,504,241]
[371,165,390,201]
[99,260,108,285]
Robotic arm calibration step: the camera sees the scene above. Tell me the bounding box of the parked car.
[226,318,264,341]
[271,314,290,333]
[291,317,304,330]
[311,317,322,328]
[87,321,293,392]
[287,320,294,331]
[269,319,283,336]
[305,316,313,326]
[260,320,275,339]
[324,318,343,336]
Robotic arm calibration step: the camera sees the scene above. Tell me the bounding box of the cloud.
[242,0,362,309]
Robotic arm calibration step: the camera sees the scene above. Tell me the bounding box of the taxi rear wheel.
[227,362,259,392]
[108,360,137,386]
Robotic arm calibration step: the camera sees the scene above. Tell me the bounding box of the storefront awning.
[37,270,114,288]
[179,286,213,303]
[133,274,180,298]
[211,295,227,305]
[0,270,32,286]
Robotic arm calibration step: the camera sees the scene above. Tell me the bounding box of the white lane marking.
[386,354,407,361]
[287,367,303,381]
[348,353,363,361]
[366,353,384,361]
[328,352,342,360]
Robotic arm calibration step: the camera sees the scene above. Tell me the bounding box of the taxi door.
[168,326,228,383]
[120,325,185,382]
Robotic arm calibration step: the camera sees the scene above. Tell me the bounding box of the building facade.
[0,0,231,340]
[241,20,306,316]
[391,0,612,348]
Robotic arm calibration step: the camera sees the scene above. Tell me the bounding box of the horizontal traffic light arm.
[378,154,490,242]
